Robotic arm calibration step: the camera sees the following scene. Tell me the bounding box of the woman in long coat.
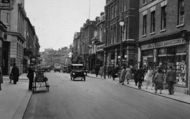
[125,66,132,84]
[154,68,164,94]
[119,66,127,85]
[0,67,3,90]
[27,65,35,91]
[144,68,153,89]
[11,63,19,84]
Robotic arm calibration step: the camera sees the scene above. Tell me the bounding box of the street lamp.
[119,20,125,66]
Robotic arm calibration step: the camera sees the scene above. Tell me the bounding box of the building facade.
[139,0,190,94]
[0,0,26,74]
[0,0,40,74]
[105,0,139,68]
[73,19,97,72]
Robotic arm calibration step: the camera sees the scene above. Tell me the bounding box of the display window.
[157,46,187,87]
[176,46,187,86]
[142,50,154,67]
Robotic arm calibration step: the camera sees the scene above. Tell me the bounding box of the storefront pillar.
[103,51,107,79]
[188,39,190,95]
[153,49,157,67]
[137,47,141,68]
[115,49,117,66]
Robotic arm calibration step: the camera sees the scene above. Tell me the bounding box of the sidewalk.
[0,74,32,119]
[87,73,190,104]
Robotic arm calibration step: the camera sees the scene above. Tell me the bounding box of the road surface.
[23,72,190,119]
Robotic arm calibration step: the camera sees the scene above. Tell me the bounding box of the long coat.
[11,66,19,82]
[154,72,164,89]
[144,70,153,82]
[125,68,132,80]
[119,69,127,83]
[136,68,145,82]
[27,67,35,80]
[166,69,176,83]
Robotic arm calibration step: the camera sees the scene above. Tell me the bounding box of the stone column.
[137,47,141,68]
[115,49,117,66]
[103,50,107,79]
[188,39,190,95]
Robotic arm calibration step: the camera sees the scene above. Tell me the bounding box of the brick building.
[138,0,190,94]
[104,0,139,68]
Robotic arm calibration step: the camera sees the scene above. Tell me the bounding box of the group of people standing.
[118,64,177,95]
[0,63,19,91]
[0,63,35,91]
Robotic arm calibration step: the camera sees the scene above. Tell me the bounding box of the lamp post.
[119,20,125,66]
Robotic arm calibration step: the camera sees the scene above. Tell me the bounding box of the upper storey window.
[142,14,147,35]
[161,6,167,30]
[177,0,185,25]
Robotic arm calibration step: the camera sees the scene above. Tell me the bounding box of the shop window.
[176,46,186,86]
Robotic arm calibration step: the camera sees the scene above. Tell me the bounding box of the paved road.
[23,72,190,119]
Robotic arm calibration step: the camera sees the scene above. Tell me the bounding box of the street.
[23,72,190,119]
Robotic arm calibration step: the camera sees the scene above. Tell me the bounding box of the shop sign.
[141,43,155,50]
[97,44,105,52]
[141,38,186,50]
[155,38,185,48]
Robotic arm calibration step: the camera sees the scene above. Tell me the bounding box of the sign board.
[141,38,186,50]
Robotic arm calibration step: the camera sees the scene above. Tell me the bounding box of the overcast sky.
[25,0,105,51]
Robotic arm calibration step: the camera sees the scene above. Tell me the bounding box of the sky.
[25,0,105,52]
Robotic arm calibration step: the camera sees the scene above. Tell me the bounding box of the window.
[142,15,147,35]
[177,0,185,25]
[161,6,167,30]
[150,11,156,33]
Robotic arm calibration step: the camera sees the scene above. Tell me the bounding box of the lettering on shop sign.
[97,44,105,52]
[156,38,185,48]
[141,38,186,50]
[141,43,155,50]
[2,0,10,3]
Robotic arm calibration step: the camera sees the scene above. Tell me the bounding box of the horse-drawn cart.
[32,68,50,93]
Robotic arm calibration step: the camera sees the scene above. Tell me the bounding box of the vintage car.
[70,64,86,81]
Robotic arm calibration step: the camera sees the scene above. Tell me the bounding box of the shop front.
[140,37,188,91]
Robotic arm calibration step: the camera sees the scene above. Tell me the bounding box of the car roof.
[71,64,84,66]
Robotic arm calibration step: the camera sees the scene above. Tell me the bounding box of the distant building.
[72,19,97,71]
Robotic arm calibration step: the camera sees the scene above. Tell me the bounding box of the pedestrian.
[107,66,112,79]
[9,65,13,83]
[125,65,132,84]
[10,63,20,84]
[119,65,127,85]
[153,68,164,94]
[95,65,100,77]
[136,66,145,89]
[166,66,176,95]
[112,65,119,80]
[0,66,3,91]
[99,66,104,78]
[144,67,153,89]
[27,65,35,91]
[133,67,138,86]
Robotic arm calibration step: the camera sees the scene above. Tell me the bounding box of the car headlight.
[72,73,75,75]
